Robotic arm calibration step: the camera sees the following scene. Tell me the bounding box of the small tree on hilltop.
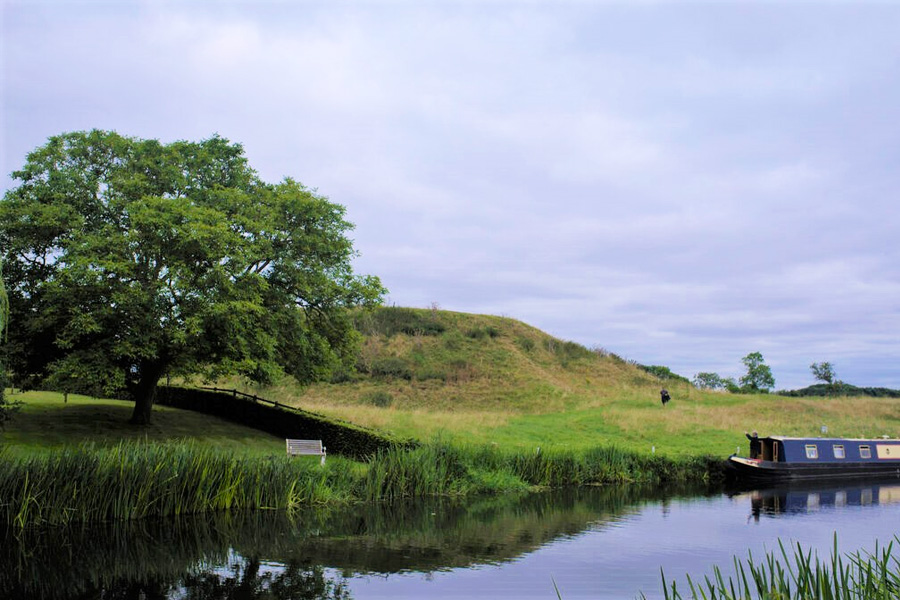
[810,361,842,394]
[739,352,775,393]
[810,362,836,385]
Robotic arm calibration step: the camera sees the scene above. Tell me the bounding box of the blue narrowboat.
[727,436,900,482]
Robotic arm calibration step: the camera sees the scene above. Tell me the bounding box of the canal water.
[3,481,899,599]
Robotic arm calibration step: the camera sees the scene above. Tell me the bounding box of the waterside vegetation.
[0,438,717,528]
[652,536,900,600]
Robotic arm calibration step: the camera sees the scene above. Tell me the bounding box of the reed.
[651,535,900,600]
[0,439,715,528]
[0,441,341,527]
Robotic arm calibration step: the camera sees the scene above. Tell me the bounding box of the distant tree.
[723,377,741,393]
[693,372,726,390]
[810,362,836,385]
[739,352,775,393]
[639,364,691,384]
[0,130,385,425]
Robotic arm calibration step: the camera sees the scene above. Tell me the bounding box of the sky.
[2,1,899,391]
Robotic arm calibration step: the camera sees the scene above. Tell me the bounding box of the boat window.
[805,445,818,459]
[860,445,872,459]
[833,445,845,459]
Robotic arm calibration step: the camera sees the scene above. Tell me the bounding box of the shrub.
[370,357,413,380]
[329,368,357,384]
[364,390,393,408]
[639,365,691,384]
[442,330,465,350]
[516,336,535,352]
[466,326,500,340]
[354,307,445,337]
[546,339,594,366]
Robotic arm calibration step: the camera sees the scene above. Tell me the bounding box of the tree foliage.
[739,351,775,393]
[692,372,726,390]
[0,130,385,424]
[810,361,837,386]
[0,257,15,428]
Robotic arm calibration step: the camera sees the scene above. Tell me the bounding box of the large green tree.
[0,130,384,424]
[739,351,775,393]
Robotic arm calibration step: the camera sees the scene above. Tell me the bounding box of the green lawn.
[1,391,284,457]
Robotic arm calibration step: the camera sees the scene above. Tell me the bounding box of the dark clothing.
[660,389,670,406]
[746,433,761,459]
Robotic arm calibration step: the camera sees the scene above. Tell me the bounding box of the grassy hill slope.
[215,308,900,458]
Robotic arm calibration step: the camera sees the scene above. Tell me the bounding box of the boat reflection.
[734,481,900,522]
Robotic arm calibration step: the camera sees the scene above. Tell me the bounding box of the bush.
[370,357,413,380]
[364,390,393,408]
[466,326,500,340]
[516,336,535,352]
[329,368,357,384]
[354,307,445,337]
[442,330,465,350]
[639,365,691,384]
[545,339,594,366]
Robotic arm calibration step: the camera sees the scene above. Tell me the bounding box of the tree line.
[692,356,894,396]
[692,352,776,393]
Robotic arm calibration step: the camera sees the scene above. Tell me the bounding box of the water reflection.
[732,481,900,522]
[0,484,710,599]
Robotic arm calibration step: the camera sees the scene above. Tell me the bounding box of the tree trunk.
[129,360,166,425]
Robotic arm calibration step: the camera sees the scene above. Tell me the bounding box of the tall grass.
[0,441,350,527]
[651,536,900,600]
[0,439,717,528]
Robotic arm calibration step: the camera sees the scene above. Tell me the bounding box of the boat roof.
[766,435,897,442]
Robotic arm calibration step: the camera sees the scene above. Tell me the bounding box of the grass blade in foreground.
[647,534,900,600]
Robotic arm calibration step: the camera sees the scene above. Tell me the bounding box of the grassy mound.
[211,307,900,458]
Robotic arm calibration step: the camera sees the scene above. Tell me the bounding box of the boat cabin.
[757,436,900,464]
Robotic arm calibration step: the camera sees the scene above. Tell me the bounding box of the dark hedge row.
[157,386,412,460]
[778,383,900,398]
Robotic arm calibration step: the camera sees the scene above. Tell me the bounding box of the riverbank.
[0,438,721,528]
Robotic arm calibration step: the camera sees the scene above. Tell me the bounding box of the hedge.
[157,386,412,460]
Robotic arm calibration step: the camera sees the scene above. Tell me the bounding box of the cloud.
[3,1,900,390]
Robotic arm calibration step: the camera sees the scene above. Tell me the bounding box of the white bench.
[286,439,326,465]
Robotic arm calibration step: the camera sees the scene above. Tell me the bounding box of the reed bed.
[0,439,715,528]
[652,536,900,600]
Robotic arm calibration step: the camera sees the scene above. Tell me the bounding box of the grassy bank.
[0,439,717,528]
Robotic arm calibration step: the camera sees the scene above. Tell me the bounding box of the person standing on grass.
[746,430,761,459]
[660,389,670,406]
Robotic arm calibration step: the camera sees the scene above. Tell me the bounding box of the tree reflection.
[181,557,351,600]
[2,483,715,599]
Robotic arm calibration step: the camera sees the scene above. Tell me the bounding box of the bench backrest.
[286,439,325,455]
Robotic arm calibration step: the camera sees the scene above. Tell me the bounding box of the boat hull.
[726,455,900,484]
